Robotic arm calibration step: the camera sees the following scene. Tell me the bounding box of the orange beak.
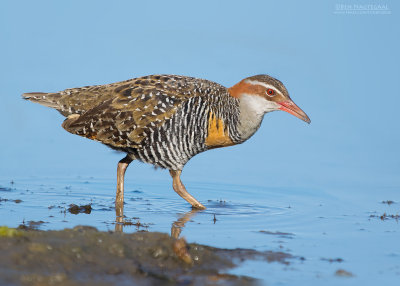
[278,99,311,124]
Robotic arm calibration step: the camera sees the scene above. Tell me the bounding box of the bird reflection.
[171,209,200,238]
[115,202,200,237]
[115,202,124,233]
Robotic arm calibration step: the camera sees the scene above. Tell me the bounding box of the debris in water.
[67,204,92,215]
[321,257,344,263]
[18,220,47,230]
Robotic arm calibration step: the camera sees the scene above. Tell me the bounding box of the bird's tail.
[22,92,62,109]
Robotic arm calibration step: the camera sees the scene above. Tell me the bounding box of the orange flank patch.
[205,112,234,148]
[89,134,97,140]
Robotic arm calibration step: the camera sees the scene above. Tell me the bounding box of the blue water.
[0,177,398,285]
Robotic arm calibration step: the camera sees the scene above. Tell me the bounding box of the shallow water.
[0,177,399,285]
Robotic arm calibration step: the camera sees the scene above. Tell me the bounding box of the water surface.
[0,177,398,285]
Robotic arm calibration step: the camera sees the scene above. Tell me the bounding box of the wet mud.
[0,226,291,286]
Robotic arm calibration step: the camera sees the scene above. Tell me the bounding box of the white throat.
[238,94,279,141]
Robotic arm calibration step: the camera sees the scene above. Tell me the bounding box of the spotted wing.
[62,83,187,148]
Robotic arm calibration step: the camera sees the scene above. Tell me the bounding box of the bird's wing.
[62,77,195,148]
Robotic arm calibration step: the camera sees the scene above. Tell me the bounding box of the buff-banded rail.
[23,74,310,210]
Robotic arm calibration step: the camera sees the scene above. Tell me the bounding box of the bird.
[22,74,310,210]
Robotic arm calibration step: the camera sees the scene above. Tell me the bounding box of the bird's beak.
[278,99,311,124]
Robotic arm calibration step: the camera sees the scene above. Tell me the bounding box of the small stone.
[173,237,193,265]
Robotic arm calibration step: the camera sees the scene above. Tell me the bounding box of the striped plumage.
[23,74,310,209]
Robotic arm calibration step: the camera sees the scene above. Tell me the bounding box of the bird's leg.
[169,170,206,210]
[115,155,133,212]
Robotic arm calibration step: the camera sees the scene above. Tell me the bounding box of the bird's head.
[228,75,310,124]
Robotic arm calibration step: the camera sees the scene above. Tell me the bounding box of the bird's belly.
[132,141,206,170]
[129,110,208,170]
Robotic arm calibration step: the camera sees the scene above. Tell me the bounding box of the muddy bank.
[0,226,292,286]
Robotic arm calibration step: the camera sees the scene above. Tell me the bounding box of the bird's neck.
[237,94,276,141]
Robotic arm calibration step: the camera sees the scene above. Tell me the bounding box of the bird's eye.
[266,89,275,96]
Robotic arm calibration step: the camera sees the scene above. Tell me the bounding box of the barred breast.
[130,92,242,170]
